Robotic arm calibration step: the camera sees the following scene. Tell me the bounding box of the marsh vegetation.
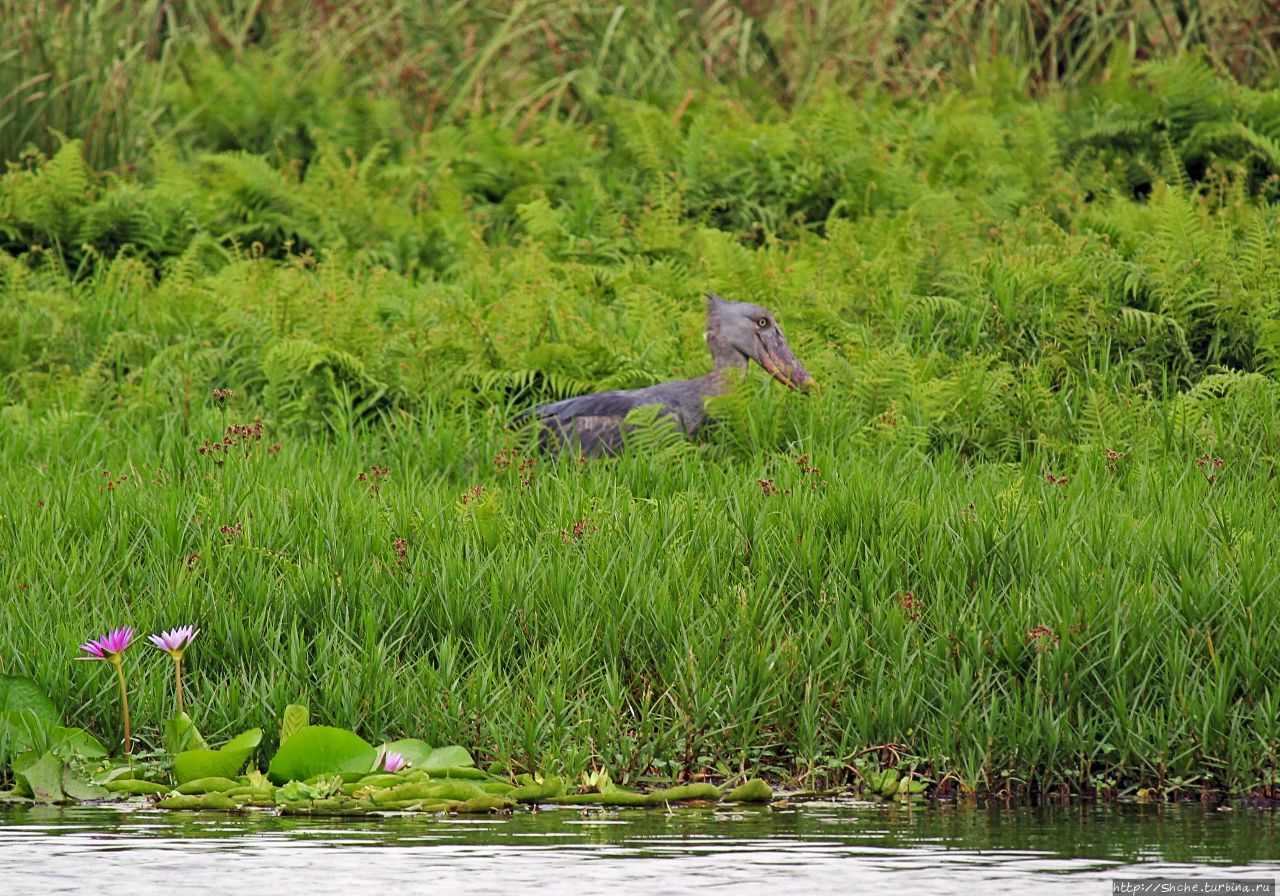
[2,1,1279,803]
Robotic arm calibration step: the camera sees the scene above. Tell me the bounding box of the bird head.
[705,292,813,391]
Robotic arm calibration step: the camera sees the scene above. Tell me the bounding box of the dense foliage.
[2,4,1279,799]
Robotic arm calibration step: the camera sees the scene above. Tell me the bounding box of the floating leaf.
[508,776,565,801]
[725,779,772,803]
[159,792,236,811]
[379,738,432,768]
[423,766,488,780]
[176,776,243,795]
[419,745,474,770]
[173,728,262,784]
[61,767,109,801]
[13,751,65,804]
[280,704,308,745]
[267,726,376,784]
[103,779,172,796]
[547,782,721,806]
[376,741,475,772]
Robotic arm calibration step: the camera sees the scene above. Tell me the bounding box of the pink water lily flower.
[77,626,136,660]
[149,625,199,658]
[376,747,410,773]
[75,626,136,755]
[149,624,199,715]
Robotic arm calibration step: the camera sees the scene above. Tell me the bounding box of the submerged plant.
[149,625,199,715]
[76,626,136,754]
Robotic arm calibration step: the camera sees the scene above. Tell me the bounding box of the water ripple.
[2,802,1275,895]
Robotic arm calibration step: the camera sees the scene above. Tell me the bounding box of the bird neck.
[706,330,748,374]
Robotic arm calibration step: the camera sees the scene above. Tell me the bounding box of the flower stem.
[174,655,185,715]
[111,656,132,755]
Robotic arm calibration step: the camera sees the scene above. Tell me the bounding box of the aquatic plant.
[148,626,199,715]
[75,627,136,755]
[377,748,410,773]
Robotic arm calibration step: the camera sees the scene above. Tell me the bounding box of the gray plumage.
[514,293,812,456]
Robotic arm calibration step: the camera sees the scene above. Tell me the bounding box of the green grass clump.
[3,12,1280,800]
[2,408,1278,798]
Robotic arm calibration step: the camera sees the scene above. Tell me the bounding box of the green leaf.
[278,779,310,802]
[1,710,49,757]
[267,726,376,784]
[47,726,107,760]
[175,776,243,794]
[419,745,474,771]
[280,704,308,745]
[61,767,109,801]
[0,678,66,760]
[95,764,140,785]
[0,677,59,725]
[305,773,343,799]
[0,714,101,762]
[14,751,66,804]
[173,728,262,784]
[163,713,208,756]
[725,778,772,802]
[379,738,432,767]
[103,779,171,796]
[245,769,274,795]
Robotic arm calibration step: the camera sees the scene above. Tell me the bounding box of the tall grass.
[6,1,1280,168]
[2,405,1278,796]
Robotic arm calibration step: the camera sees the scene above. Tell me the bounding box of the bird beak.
[755,328,813,392]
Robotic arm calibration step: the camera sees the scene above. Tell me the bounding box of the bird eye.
[757,318,769,328]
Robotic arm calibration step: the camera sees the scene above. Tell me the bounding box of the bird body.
[515,293,811,456]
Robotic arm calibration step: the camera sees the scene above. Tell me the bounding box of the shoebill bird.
[514,292,813,456]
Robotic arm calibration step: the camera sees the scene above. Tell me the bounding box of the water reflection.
[1,802,1276,895]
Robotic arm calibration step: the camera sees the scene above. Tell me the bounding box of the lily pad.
[377,740,475,772]
[173,728,262,784]
[421,745,474,769]
[725,779,772,803]
[13,751,65,804]
[61,768,109,802]
[508,776,566,801]
[267,726,376,784]
[176,776,243,795]
[379,738,432,768]
[159,792,237,811]
[103,779,172,796]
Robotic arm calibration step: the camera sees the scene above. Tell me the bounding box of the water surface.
[2,801,1276,894]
